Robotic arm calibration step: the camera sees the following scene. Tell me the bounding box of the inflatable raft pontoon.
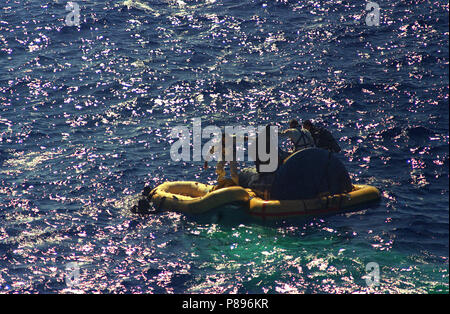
[148,181,249,214]
[246,184,380,219]
[139,181,380,220]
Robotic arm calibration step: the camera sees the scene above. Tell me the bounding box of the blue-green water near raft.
[0,0,448,293]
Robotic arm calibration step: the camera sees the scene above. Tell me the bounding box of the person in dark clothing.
[302,120,341,153]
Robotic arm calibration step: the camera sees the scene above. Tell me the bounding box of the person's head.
[302,120,313,131]
[289,119,299,129]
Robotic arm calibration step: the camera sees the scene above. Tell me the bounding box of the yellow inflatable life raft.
[147,181,380,219]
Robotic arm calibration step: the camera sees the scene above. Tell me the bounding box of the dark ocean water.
[0,0,448,293]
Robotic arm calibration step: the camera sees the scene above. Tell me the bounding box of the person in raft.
[302,120,341,153]
[280,119,315,153]
[204,133,239,186]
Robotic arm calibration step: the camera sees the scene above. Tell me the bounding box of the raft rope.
[155,196,167,213]
[142,188,166,214]
[302,199,308,213]
[147,189,157,201]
